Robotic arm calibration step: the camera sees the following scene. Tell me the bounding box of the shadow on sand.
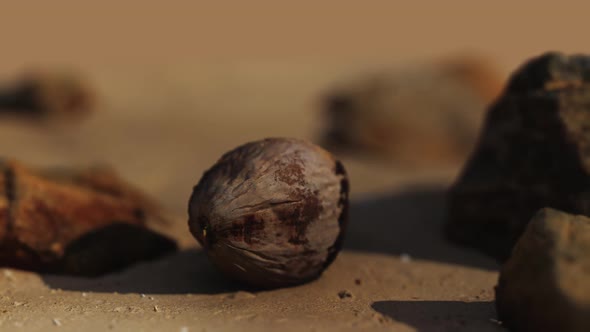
[345,185,498,270]
[372,300,504,332]
[42,249,241,295]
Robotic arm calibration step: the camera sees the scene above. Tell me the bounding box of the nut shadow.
[372,300,504,332]
[345,185,498,270]
[42,248,241,294]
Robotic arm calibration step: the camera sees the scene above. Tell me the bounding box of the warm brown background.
[0,2,587,331]
[0,1,587,71]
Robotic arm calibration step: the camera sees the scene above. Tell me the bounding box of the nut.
[188,138,349,288]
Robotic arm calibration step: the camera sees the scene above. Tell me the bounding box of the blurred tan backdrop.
[0,1,587,71]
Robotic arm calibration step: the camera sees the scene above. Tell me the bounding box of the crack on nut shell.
[231,199,300,214]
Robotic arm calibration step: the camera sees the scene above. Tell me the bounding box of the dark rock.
[447,52,590,260]
[496,208,590,332]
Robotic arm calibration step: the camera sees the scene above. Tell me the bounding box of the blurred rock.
[447,52,590,260]
[496,208,590,332]
[0,160,176,276]
[0,70,95,120]
[320,55,503,166]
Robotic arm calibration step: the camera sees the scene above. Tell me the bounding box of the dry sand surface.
[0,64,501,332]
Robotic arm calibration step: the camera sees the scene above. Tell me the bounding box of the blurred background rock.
[320,55,502,166]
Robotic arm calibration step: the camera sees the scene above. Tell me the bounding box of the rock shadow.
[345,185,498,270]
[372,300,504,332]
[42,248,240,295]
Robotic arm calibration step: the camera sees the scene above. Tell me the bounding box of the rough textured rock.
[447,52,590,260]
[0,70,95,119]
[0,160,176,276]
[496,208,590,332]
[189,138,349,288]
[320,55,503,166]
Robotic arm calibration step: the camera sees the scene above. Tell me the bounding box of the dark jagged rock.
[447,52,590,260]
[496,208,590,332]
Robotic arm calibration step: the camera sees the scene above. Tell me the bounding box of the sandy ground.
[0,64,502,332]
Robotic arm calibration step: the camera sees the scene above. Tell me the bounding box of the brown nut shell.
[188,138,349,288]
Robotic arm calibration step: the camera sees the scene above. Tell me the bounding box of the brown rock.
[320,55,503,166]
[496,208,590,332]
[447,52,590,260]
[189,138,349,288]
[0,160,176,276]
[0,70,95,120]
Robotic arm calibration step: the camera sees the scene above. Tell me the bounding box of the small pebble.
[489,318,503,325]
[52,318,62,326]
[3,270,14,281]
[154,305,160,312]
[338,290,353,299]
[226,291,256,300]
[400,253,412,263]
[354,278,362,285]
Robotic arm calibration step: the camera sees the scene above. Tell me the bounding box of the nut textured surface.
[189,138,349,288]
[496,208,590,332]
[0,160,176,276]
[447,52,590,260]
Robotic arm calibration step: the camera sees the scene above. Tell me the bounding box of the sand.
[2,3,588,331]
